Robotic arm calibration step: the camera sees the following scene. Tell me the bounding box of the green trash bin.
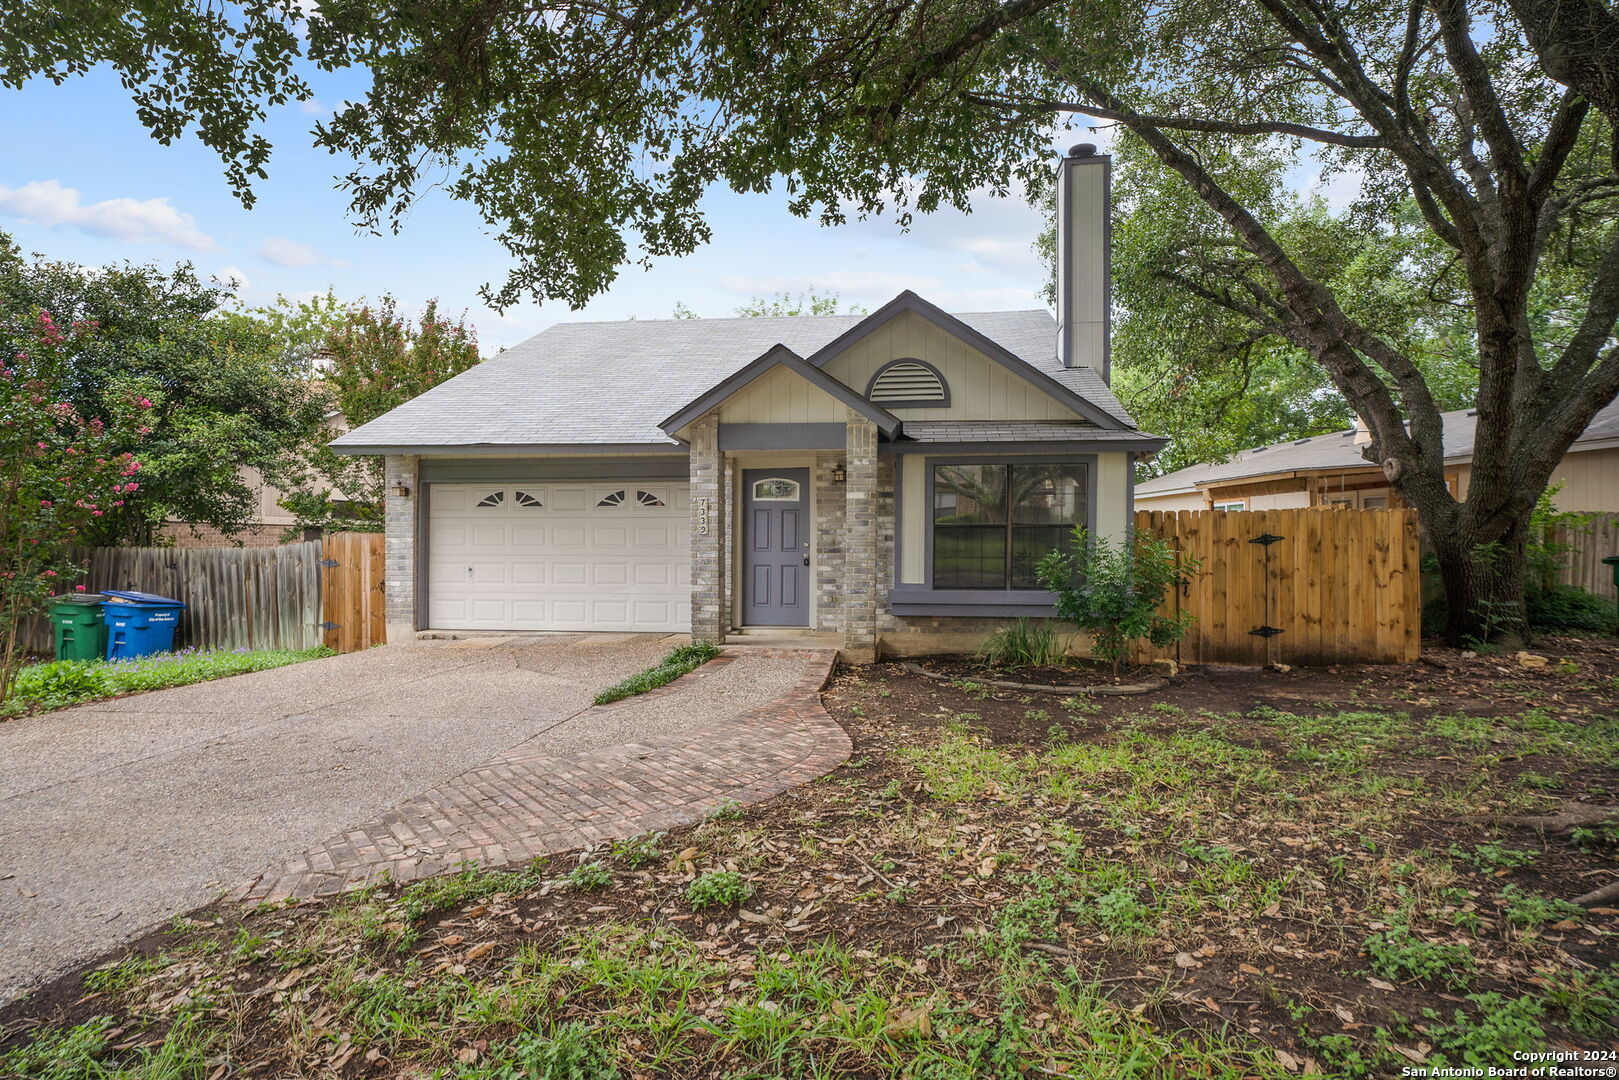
[48,594,108,662]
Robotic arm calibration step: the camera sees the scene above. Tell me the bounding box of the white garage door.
[427,481,691,632]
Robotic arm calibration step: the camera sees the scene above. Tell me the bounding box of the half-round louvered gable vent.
[865,358,950,408]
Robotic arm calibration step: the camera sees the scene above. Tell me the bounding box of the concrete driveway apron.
[0,633,679,1005]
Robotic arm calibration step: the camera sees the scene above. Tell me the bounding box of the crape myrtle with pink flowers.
[0,311,151,702]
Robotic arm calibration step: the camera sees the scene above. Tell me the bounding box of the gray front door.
[743,468,810,626]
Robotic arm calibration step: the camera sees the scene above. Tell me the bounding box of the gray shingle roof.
[1135,399,1619,494]
[331,307,1139,451]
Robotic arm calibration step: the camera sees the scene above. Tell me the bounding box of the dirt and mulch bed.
[3,637,1618,1079]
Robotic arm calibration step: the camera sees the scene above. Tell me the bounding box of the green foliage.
[685,870,752,910]
[1,648,335,718]
[10,661,110,709]
[609,832,665,868]
[0,305,149,701]
[1526,585,1614,634]
[732,289,866,318]
[974,618,1067,669]
[280,297,480,532]
[0,242,329,546]
[1037,527,1199,676]
[1420,993,1547,1068]
[1447,842,1536,873]
[563,862,613,891]
[593,640,721,705]
[454,1024,619,1080]
[1537,965,1619,1039]
[1362,923,1476,988]
[0,1014,215,1080]
[1497,884,1584,928]
[399,862,546,922]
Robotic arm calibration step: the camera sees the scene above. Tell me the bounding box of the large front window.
[932,463,1089,589]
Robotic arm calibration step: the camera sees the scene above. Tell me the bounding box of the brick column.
[383,454,419,644]
[843,412,880,663]
[689,414,727,642]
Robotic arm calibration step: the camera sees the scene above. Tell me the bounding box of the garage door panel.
[428,481,691,632]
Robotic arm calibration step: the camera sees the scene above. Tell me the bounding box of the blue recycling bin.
[100,589,187,660]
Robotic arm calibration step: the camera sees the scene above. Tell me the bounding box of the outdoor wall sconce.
[831,463,847,484]
[390,482,411,498]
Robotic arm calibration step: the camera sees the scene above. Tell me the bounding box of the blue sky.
[0,66,1083,353]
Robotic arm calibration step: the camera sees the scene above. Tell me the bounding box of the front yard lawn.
[0,646,336,719]
[2,640,1616,1077]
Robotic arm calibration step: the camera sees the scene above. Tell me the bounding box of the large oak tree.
[10,0,1616,641]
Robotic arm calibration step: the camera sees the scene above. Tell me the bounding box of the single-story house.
[1136,401,1619,513]
[331,145,1165,659]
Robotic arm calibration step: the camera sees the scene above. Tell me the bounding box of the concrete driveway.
[0,633,682,1005]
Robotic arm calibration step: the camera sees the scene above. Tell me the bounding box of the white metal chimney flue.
[1055,142,1110,381]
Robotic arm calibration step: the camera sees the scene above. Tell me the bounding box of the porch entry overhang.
[659,344,902,441]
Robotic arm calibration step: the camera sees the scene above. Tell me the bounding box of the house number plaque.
[696,497,709,535]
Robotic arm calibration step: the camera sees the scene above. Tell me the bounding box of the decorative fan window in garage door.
[597,489,667,507]
[475,491,505,507]
[514,491,543,507]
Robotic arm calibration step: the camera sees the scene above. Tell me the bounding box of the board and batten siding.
[893,450,1134,586]
[821,310,1084,422]
[714,364,850,424]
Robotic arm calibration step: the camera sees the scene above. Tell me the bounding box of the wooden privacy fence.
[22,533,386,657]
[1549,512,1619,598]
[319,531,387,654]
[1134,508,1421,666]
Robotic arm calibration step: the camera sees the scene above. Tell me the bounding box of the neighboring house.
[331,145,1165,659]
[162,411,351,548]
[1136,402,1619,513]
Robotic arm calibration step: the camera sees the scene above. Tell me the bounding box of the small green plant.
[1037,526,1200,677]
[975,617,1067,669]
[1363,923,1476,987]
[685,870,752,910]
[702,798,744,822]
[563,862,612,891]
[1498,884,1583,927]
[593,639,721,705]
[455,1023,618,1080]
[1448,841,1536,872]
[610,831,664,867]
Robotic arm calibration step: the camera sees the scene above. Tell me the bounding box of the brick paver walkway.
[234,648,847,903]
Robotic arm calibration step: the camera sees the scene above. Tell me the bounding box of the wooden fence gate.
[1134,508,1421,666]
[319,531,387,653]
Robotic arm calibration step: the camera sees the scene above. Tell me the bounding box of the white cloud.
[213,266,251,291]
[1303,164,1367,214]
[259,235,345,268]
[0,179,214,250]
[837,184,1047,279]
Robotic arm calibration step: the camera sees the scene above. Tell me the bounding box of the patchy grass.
[1,647,336,719]
[3,640,1617,1077]
[593,639,721,705]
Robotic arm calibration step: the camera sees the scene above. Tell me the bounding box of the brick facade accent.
[811,453,846,634]
[842,413,879,663]
[384,454,419,642]
[689,415,727,642]
[159,522,300,548]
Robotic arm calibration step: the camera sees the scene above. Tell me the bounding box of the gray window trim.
[917,453,1097,608]
[864,357,951,409]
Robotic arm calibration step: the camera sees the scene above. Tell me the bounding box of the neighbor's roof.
[331,307,1138,452]
[1136,399,1619,495]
